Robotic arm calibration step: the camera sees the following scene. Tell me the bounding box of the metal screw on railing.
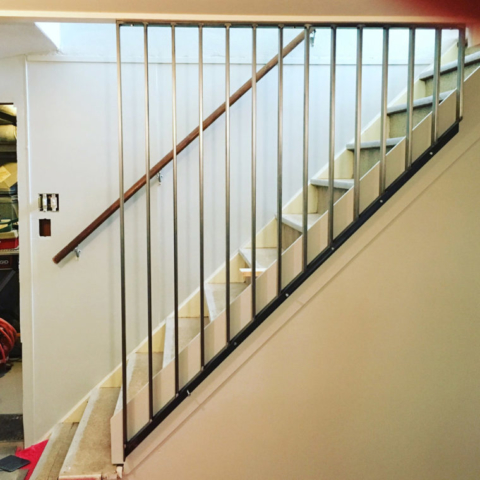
[157,172,163,184]
[74,247,81,259]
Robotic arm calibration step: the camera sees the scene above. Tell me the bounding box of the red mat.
[16,440,48,480]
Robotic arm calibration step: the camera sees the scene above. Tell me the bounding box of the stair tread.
[387,90,453,115]
[311,178,353,189]
[239,248,278,270]
[114,352,164,415]
[419,50,480,80]
[30,423,78,480]
[59,387,119,480]
[346,137,402,150]
[281,213,322,232]
[163,317,201,366]
[205,283,248,320]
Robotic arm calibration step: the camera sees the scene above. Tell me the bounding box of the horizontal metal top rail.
[118,20,466,29]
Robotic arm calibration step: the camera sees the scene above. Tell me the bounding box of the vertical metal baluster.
[251,25,257,320]
[143,23,154,420]
[353,26,363,220]
[431,28,442,144]
[198,25,205,368]
[171,24,180,394]
[328,26,336,245]
[116,22,128,454]
[456,27,466,122]
[302,25,310,270]
[225,24,231,342]
[457,27,465,121]
[405,27,415,169]
[277,25,283,295]
[379,27,389,194]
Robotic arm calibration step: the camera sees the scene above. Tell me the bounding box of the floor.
[0,361,22,415]
[0,443,26,480]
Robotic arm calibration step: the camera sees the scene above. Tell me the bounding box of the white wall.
[3,23,455,442]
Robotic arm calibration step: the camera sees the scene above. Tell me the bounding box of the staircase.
[30,25,478,480]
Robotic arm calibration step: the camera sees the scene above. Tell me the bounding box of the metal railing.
[114,21,465,459]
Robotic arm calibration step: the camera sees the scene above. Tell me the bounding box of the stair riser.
[388,106,432,138]
[424,62,480,96]
[281,223,301,250]
[314,186,351,215]
[355,147,394,177]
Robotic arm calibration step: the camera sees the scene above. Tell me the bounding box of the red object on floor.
[16,440,48,480]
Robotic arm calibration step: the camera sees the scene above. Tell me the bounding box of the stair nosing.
[280,213,321,232]
[346,137,403,151]
[387,90,453,115]
[311,178,353,189]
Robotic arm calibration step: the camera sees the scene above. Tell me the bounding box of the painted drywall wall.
[17,23,447,442]
[124,69,480,480]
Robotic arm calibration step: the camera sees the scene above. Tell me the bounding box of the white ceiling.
[0,22,58,59]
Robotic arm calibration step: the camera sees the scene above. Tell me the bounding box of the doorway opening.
[0,103,22,447]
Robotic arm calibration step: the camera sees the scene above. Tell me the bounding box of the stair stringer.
[110,75,459,465]
[120,65,480,476]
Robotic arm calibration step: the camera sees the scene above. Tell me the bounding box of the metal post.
[431,28,442,144]
[143,23,154,421]
[198,25,205,368]
[353,26,363,219]
[405,27,415,168]
[456,27,465,121]
[225,24,231,342]
[277,25,283,295]
[171,24,180,394]
[115,21,128,453]
[302,25,310,270]
[328,26,337,245]
[251,25,257,320]
[379,27,389,194]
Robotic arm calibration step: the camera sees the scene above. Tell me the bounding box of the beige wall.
[125,71,480,479]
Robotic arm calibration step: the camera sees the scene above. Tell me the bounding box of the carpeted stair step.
[30,423,78,480]
[204,283,248,321]
[388,92,452,137]
[345,138,402,177]
[421,51,480,96]
[59,387,119,480]
[163,318,201,366]
[114,352,164,415]
[239,248,278,277]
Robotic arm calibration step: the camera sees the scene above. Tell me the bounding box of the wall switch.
[38,194,60,212]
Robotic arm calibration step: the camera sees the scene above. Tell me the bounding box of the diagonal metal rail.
[52,31,305,264]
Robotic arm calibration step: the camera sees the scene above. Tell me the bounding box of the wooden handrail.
[53,31,305,264]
